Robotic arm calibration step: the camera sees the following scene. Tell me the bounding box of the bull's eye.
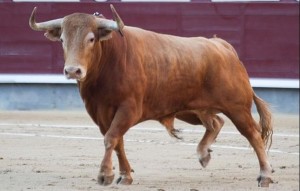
[89,38,95,43]
[60,38,63,43]
[86,32,95,45]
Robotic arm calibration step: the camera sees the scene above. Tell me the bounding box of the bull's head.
[29,5,124,81]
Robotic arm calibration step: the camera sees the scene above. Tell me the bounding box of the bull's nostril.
[64,68,69,75]
[75,68,82,76]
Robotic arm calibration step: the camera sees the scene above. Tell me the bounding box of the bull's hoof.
[116,176,133,185]
[199,152,211,168]
[97,173,115,186]
[257,176,274,187]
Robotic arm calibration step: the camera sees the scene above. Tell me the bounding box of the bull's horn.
[29,7,63,31]
[95,5,124,36]
[110,4,124,36]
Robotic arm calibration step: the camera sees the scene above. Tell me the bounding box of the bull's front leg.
[98,133,117,185]
[115,137,133,185]
[98,104,139,186]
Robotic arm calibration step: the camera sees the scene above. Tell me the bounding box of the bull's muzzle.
[64,66,84,80]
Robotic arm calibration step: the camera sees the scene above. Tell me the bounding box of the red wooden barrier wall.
[0,2,299,78]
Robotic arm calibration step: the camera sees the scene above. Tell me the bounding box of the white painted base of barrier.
[0,74,298,88]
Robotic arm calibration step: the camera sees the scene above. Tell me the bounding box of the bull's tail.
[253,93,273,150]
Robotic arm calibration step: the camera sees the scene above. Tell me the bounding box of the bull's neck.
[79,32,127,98]
[99,32,127,82]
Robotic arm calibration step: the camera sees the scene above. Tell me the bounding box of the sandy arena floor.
[0,111,299,191]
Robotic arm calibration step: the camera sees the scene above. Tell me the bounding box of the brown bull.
[29,5,274,187]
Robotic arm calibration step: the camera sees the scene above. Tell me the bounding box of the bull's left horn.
[29,7,63,31]
[95,5,124,37]
[110,4,124,36]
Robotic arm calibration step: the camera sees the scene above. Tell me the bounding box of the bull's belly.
[141,97,201,121]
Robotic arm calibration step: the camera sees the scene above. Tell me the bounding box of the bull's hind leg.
[227,110,273,187]
[196,113,224,167]
[160,112,224,167]
[114,137,133,185]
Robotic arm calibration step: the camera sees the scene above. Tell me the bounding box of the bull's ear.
[98,28,113,41]
[44,28,61,41]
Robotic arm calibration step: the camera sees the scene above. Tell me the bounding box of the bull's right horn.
[29,7,63,31]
